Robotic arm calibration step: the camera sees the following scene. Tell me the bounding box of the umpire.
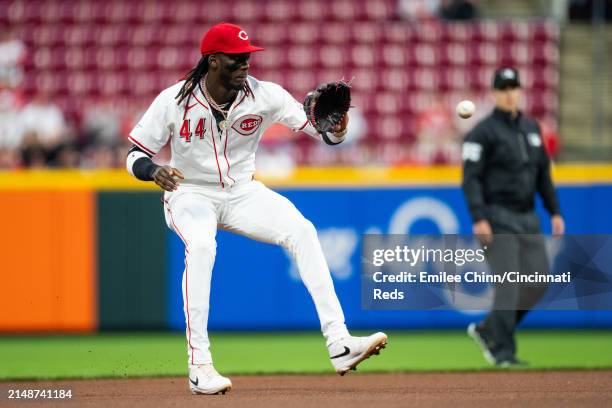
[461,67,565,366]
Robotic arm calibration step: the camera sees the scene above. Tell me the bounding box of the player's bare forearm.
[152,165,185,192]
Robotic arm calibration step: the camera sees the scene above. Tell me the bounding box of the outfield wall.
[1,165,611,332]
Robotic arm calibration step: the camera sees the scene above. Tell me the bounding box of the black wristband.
[133,157,159,181]
[321,131,343,146]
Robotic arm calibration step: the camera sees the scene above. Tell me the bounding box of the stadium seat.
[381,24,413,43]
[350,22,381,44]
[292,23,321,45]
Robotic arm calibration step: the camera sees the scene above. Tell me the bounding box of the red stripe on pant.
[167,206,195,364]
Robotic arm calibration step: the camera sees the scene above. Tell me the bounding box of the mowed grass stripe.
[0,331,611,380]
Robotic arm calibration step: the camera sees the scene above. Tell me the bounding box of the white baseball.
[456,100,476,119]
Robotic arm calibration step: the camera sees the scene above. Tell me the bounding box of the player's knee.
[287,218,318,245]
[187,237,217,256]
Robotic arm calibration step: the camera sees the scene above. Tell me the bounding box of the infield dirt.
[1,371,611,408]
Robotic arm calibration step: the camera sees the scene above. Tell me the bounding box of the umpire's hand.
[153,165,185,191]
[552,214,565,236]
[473,219,493,245]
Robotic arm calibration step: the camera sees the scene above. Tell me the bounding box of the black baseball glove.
[303,81,351,134]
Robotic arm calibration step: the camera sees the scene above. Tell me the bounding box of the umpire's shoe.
[496,356,529,368]
[467,323,497,365]
[188,364,232,395]
[328,332,388,375]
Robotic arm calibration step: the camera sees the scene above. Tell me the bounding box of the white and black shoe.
[496,356,528,367]
[467,323,496,365]
[328,332,388,375]
[188,364,232,395]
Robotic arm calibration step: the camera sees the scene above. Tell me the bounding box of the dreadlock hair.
[175,56,209,105]
[174,54,255,106]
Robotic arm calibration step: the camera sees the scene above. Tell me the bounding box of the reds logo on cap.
[200,23,264,55]
[232,114,263,136]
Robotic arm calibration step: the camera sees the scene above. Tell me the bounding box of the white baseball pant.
[163,179,349,364]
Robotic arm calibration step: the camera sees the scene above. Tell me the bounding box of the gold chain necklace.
[200,75,230,131]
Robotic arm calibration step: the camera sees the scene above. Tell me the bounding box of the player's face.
[217,53,250,90]
[492,86,521,113]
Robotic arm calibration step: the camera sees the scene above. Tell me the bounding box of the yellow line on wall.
[0,164,611,190]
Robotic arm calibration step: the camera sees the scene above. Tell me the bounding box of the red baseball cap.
[200,23,264,55]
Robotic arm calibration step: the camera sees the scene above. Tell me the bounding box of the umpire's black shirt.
[461,108,560,222]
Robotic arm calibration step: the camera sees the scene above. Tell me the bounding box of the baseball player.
[126,23,387,395]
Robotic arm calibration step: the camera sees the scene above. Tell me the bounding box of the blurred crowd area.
[0,0,573,171]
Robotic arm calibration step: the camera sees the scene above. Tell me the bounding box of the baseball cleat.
[496,356,528,368]
[328,332,388,375]
[467,323,496,365]
[188,364,232,395]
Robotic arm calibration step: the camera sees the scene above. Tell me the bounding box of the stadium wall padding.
[0,190,96,332]
[97,192,167,330]
[1,166,612,332]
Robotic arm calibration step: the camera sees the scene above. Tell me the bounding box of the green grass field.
[1,331,611,380]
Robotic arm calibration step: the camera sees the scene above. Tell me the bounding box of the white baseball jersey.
[129,76,339,187]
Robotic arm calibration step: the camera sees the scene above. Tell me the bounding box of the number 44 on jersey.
[180,118,206,142]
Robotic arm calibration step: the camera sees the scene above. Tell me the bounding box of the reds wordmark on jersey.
[129,76,321,187]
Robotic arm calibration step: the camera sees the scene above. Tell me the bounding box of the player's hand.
[551,215,565,236]
[152,165,185,192]
[332,113,349,135]
[473,219,493,245]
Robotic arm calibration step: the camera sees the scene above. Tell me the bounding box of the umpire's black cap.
[492,67,521,89]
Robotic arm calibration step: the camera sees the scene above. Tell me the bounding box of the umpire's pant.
[481,205,549,360]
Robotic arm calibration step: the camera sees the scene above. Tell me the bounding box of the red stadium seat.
[439,43,469,67]
[413,68,439,91]
[265,0,296,22]
[253,69,286,87]
[298,1,327,22]
[473,42,499,67]
[381,24,413,43]
[437,67,469,92]
[530,21,560,43]
[286,70,317,95]
[253,24,287,45]
[349,44,377,69]
[67,71,94,95]
[370,115,407,140]
[174,1,199,24]
[381,44,408,67]
[441,23,471,44]
[252,46,286,69]
[330,0,359,22]
[62,25,92,47]
[31,25,61,47]
[0,4,6,26]
[292,23,321,45]
[413,22,443,43]
[230,0,263,23]
[530,43,560,66]
[319,45,345,69]
[349,69,379,93]
[320,23,351,44]
[351,91,374,114]
[315,68,347,86]
[473,21,500,42]
[411,43,439,67]
[363,0,395,21]
[287,46,317,69]
[350,22,381,44]
[379,69,409,92]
